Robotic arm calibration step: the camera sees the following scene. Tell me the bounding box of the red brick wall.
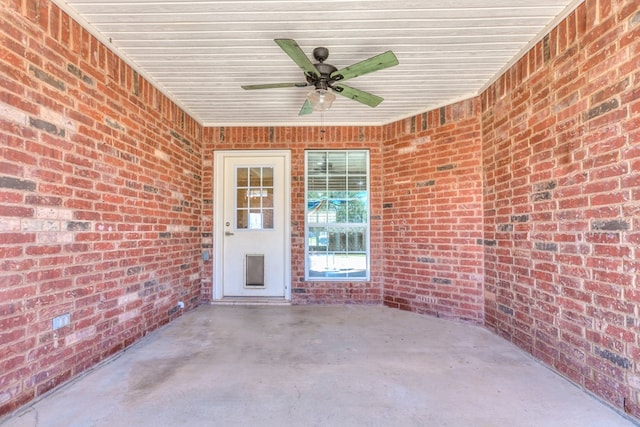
[1,1,202,416]
[381,100,485,323]
[481,0,640,418]
[200,126,385,304]
[2,0,640,421]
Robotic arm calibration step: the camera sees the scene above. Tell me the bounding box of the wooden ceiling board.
[53,0,584,126]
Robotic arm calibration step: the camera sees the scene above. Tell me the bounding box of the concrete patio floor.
[1,305,636,427]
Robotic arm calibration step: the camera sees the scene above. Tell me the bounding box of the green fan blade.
[333,84,383,108]
[242,82,307,90]
[298,99,314,116]
[275,39,320,78]
[331,51,398,82]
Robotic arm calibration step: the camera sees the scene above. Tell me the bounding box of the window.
[305,150,369,280]
[235,166,274,230]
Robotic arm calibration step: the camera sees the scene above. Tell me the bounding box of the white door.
[213,150,291,299]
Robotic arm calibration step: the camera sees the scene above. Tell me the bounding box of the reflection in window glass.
[305,151,369,280]
[236,166,274,230]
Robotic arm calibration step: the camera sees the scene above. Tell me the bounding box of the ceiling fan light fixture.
[242,40,399,115]
[307,88,336,111]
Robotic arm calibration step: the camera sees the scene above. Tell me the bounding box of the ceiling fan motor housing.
[307,62,337,90]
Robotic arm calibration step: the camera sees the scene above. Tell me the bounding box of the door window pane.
[236,166,274,230]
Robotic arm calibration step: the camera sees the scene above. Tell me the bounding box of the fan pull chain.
[320,111,326,140]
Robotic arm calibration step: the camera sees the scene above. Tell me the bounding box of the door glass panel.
[237,210,248,229]
[249,190,262,208]
[249,210,262,229]
[237,189,248,208]
[262,188,273,208]
[262,167,274,186]
[236,166,274,230]
[237,168,248,186]
[250,167,261,186]
[263,209,274,229]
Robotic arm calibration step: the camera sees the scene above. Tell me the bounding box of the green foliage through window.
[305,151,370,280]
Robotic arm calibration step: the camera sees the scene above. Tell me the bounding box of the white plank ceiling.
[52,0,583,126]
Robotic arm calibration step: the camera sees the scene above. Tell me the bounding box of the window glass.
[236,166,274,230]
[305,151,370,280]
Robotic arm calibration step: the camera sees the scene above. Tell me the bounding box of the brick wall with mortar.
[381,100,485,323]
[2,0,640,422]
[1,0,202,415]
[481,0,640,418]
[200,126,386,304]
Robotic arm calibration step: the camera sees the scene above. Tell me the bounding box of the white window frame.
[304,150,371,281]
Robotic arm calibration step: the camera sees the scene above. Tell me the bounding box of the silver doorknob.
[225,231,235,236]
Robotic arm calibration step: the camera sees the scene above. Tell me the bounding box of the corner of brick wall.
[1,2,202,416]
[3,0,640,422]
[481,0,640,419]
[381,98,485,324]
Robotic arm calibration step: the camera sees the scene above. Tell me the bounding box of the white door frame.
[213,150,292,300]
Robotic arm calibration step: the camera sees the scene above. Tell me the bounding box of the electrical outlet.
[178,301,184,309]
[52,313,70,330]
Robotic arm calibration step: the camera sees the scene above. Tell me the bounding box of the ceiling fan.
[241,39,399,115]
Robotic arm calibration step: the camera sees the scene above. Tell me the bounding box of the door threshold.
[211,297,291,306]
